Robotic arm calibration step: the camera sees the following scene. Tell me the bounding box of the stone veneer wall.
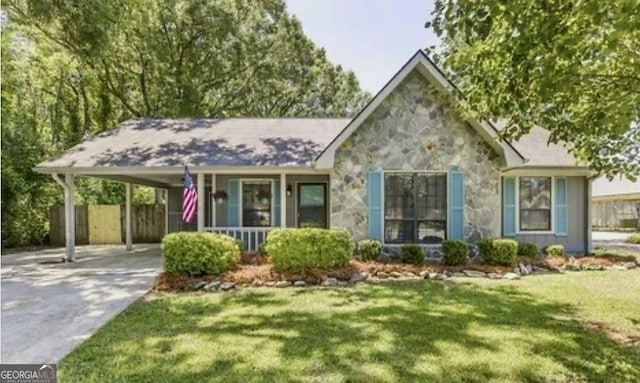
[330,70,503,243]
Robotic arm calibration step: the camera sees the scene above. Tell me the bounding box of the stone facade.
[330,70,502,243]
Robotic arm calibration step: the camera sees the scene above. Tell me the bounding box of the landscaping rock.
[191,281,207,291]
[419,270,430,278]
[463,270,486,278]
[350,272,369,283]
[220,282,235,291]
[532,266,550,273]
[621,262,637,269]
[376,272,389,279]
[518,263,532,275]
[265,281,276,287]
[322,278,339,286]
[425,272,439,279]
[251,279,264,287]
[402,272,417,278]
[549,266,564,273]
[275,281,290,288]
[452,272,466,278]
[487,272,502,279]
[389,271,402,278]
[502,272,521,280]
[204,281,221,291]
[293,281,306,287]
[432,273,448,280]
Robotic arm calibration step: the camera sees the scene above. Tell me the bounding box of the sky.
[286,0,438,94]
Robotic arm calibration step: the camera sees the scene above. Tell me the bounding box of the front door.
[297,183,328,228]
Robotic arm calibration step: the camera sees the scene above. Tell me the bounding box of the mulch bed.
[153,253,638,293]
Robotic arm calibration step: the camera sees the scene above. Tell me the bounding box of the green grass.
[59,272,640,383]
[626,233,640,244]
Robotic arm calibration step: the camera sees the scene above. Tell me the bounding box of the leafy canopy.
[1,0,369,247]
[426,0,640,179]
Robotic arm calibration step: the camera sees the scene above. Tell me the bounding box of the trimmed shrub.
[357,239,383,261]
[477,239,494,260]
[545,244,565,257]
[400,244,425,264]
[518,242,538,257]
[478,238,518,266]
[235,239,245,252]
[162,232,240,275]
[441,240,468,266]
[265,228,353,272]
[626,233,640,244]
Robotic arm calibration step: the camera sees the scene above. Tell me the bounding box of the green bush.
[162,232,240,275]
[235,238,245,252]
[357,239,383,261]
[626,233,640,244]
[257,241,267,255]
[478,238,518,266]
[441,240,468,266]
[400,244,425,264]
[517,242,538,257]
[265,228,354,272]
[545,244,565,257]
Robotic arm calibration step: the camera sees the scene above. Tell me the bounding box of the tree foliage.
[1,0,369,247]
[426,0,640,178]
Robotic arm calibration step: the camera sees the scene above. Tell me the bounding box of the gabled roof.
[34,50,588,174]
[36,118,349,171]
[314,50,526,168]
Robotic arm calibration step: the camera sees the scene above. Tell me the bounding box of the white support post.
[197,173,205,231]
[64,173,75,262]
[280,173,286,227]
[210,173,216,228]
[125,183,133,251]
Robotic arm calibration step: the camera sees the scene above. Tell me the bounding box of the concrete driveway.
[1,244,162,364]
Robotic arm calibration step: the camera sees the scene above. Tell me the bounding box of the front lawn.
[59,271,640,383]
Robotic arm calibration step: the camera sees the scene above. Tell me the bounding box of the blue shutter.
[448,171,465,240]
[555,177,567,236]
[503,177,516,236]
[367,170,383,240]
[227,179,240,227]
[274,180,281,227]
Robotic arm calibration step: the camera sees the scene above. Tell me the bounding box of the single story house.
[35,50,594,261]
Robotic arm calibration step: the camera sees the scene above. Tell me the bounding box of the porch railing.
[204,227,273,252]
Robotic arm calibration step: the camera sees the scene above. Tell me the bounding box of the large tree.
[1,0,369,247]
[426,0,640,179]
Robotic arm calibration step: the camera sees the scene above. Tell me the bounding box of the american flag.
[182,166,198,223]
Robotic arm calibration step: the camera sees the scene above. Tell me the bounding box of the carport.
[34,118,342,260]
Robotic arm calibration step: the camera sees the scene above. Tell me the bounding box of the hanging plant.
[213,190,228,204]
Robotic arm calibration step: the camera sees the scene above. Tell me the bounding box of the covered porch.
[47,167,331,259]
[34,118,347,260]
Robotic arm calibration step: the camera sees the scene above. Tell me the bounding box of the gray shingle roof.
[37,117,582,170]
[37,118,350,168]
[492,120,582,167]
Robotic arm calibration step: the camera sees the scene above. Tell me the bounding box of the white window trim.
[381,170,449,245]
[239,178,276,228]
[515,176,555,235]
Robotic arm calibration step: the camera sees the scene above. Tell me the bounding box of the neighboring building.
[592,177,640,230]
[35,50,595,260]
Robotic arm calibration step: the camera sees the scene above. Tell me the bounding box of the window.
[519,177,551,231]
[384,172,447,244]
[241,181,272,227]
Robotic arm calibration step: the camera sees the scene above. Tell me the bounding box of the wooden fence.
[50,204,165,246]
